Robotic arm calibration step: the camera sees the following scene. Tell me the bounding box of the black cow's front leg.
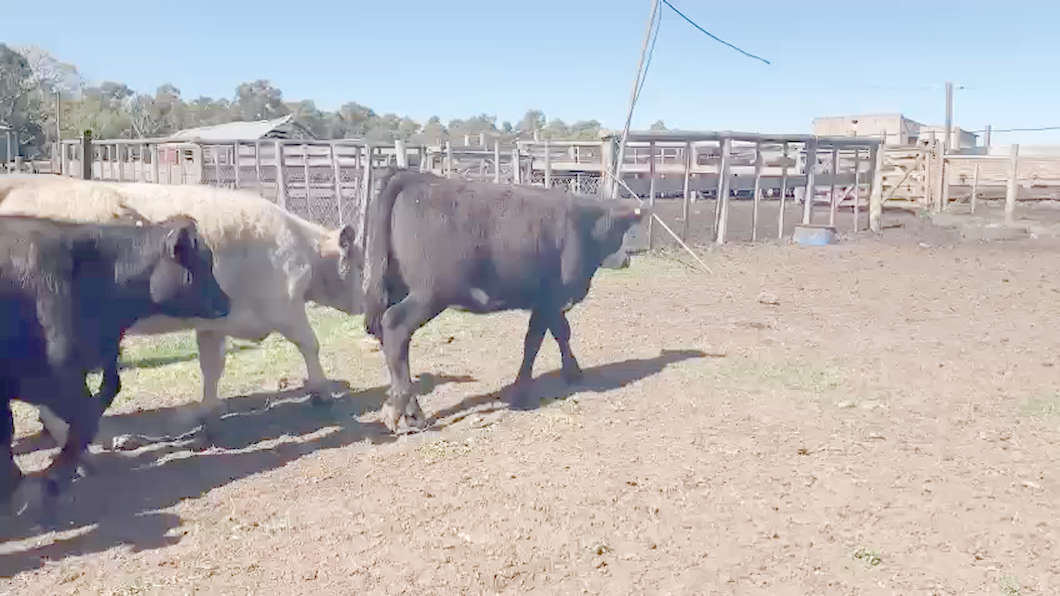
[547,310,583,385]
[509,309,550,410]
[379,294,443,433]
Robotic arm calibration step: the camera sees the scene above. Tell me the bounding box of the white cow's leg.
[275,308,329,402]
[195,329,228,437]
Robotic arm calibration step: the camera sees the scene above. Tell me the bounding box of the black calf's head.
[150,218,231,320]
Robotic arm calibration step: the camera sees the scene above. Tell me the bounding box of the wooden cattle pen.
[54,130,885,247]
[51,127,1060,246]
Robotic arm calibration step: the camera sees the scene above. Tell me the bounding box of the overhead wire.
[660,0,770,65]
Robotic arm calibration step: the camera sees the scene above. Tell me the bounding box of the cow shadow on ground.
[0,374,475,577]
[432,348,717,426]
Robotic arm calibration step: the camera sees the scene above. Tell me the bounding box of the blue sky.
[4,0,1060,143]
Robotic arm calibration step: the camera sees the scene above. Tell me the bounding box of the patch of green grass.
[11,305,371,435]
[720,357,845,397]
[851,547,882,568]
[1000,576,1021,596]
[1019,392,1060,420]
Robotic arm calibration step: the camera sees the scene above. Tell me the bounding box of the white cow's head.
[310,224,363,315]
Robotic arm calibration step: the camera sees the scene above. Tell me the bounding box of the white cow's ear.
[338,225,357,253]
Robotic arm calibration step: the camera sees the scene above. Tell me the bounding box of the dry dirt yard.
[2,207,1060,595]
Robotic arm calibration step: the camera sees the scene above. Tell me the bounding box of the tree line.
[1,44,668,159]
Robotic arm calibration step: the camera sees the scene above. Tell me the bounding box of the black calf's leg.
[547,310,583,385]
[509,309,549,409]
[379,294,443,433]
[97,362,121,411]
[37,376,102,505]
[0,400,23,515]
[37,362,120,448]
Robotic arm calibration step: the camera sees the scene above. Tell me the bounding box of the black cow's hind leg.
[509,309,549,409]
[379,294,443,433]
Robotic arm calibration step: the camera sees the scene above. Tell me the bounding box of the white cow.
[0,176,364,444]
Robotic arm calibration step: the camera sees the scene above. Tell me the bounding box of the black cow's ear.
[166,225,194,260]
[616,204,648,222]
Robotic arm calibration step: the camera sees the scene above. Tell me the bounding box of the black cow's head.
[589,199,649,267]
[149,217,231,320]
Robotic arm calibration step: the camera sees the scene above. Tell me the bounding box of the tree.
[14,45,81,96]
[0,44,47,157]
[233,80,288,121]
[649,119,668,131]
[515,109,546,138]
[3,44,625,157]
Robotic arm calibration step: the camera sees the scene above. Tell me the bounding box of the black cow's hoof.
[562,368,584,386]
[507,386,538,411]
[309,393,334,409]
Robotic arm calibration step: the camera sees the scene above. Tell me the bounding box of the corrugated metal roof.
[168,114,295,141]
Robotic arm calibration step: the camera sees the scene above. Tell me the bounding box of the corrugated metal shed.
[167,114,315,142]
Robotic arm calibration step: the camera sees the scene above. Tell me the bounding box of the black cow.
[0,213,231,518]
[363,168,648,433]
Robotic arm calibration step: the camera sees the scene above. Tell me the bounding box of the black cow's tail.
[363,167,413,340]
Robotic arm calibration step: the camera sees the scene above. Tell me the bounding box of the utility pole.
[610,0,662,199]
[943,81,953,154]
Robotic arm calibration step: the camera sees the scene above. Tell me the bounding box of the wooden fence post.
[494,141,501,183]
[970,162,980,214]
[274,139,287,209]
[801,139,818,225]
[828,148,838,226]
[359,145,374,252]
[511,147,521,185]
[852,148,861,232]
[778,141,789,239]
[869,144,884,232]
[394,138,408,168]
[715,137,733,244]
[253,141,263,195]
[934,141,946,212]
[331,143,344,227]
[445,141,453,179]
[151,144,160,183]
[681,141,692,241]
[80,130,93,180]
[233,141,241,189]
[751,140,763,241]
[647,141,656,249]
[1005,144,1020,224]
[543,139,552,189]
[301,143,311,204]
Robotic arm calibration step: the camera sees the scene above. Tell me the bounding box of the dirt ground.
[3,201,1060,595]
